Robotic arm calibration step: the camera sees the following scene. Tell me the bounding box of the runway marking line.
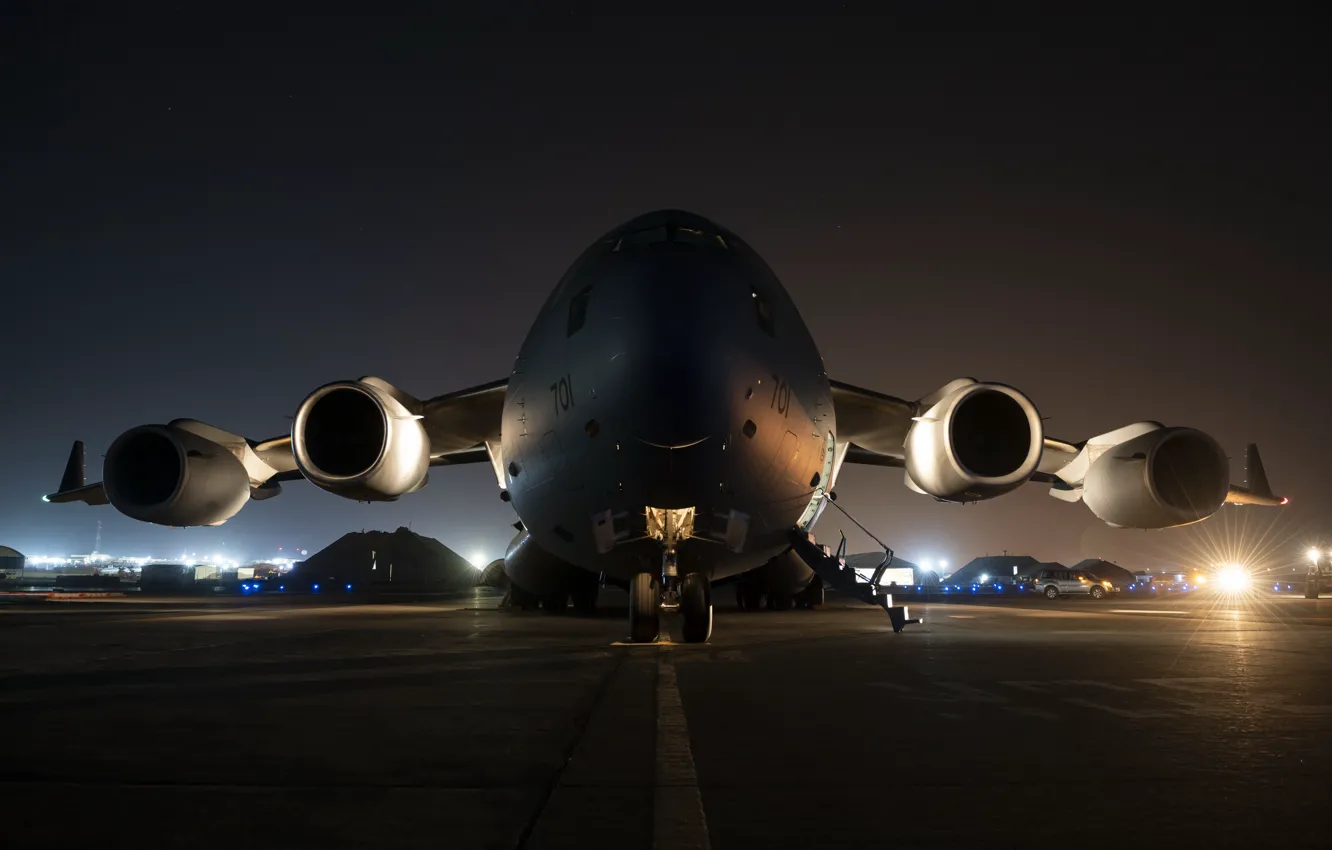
[1108,609,1189,615]
[655,655,711,850]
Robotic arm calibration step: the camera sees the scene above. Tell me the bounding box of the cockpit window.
[611,226,669,251]
[567,285,592,336]
[753,291,774,336]
[609,224,728,252]
[674,226,728,249]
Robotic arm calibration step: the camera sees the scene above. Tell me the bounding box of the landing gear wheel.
[741,582,764,612]
[1044,585,1059,600]
[1306,581,1320,600]
[629,572,660,643]
[571,581,599,616]
[769,592,794,611]
[680,573,713,643]
[540,590,569,613]
[509,584,541,611]
[795,577,825,609]
[1089,585,1106,600]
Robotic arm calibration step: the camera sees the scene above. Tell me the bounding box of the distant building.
[843,553,936,586]
[0,546,24,577]
[949,555,1044,585]
[477,559,508,588]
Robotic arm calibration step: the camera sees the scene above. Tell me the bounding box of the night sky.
[3,9,1327,572]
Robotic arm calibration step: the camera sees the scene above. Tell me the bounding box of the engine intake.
[103,425,250,526]
[904,382,1043,501]
[1083,427,1229,528]
[292,378,430,501]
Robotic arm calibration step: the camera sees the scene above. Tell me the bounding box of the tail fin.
[59,441,86,492]
[1243,443,1272,498]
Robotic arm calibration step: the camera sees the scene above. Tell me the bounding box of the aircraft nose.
[630,346,725,447]
[623,293,733,449]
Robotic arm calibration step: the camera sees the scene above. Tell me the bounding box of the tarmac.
[2,588,1330,849]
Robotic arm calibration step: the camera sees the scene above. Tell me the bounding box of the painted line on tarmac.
[655,655,711,850]
[1108,609,1190,615]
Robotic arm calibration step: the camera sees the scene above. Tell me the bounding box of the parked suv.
[1032,569,1118,599]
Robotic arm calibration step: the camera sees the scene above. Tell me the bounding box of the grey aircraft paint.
[501,210,831,588]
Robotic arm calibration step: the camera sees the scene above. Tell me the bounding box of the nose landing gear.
[626,542,713,644]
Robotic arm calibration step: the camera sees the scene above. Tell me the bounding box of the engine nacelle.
[1083,427,1229,528]
[103,425,250,526]
[292,378,430,501]
[904,382,1043,501]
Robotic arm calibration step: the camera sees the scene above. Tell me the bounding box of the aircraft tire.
[741,580,763,612]
[509,583,542,611]
[571,580,599,616]
[796,577,825,609]
[629,572,660,643]
[680,573,713,643]
[540,590,569,613]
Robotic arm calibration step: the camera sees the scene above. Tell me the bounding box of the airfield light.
[919,558,933,571]
[939,560,948,570]
[1217,564,1253,594]
[1309,548,1322,565]
[979,573,989,584]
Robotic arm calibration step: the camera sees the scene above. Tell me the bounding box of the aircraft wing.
[830,377,1283,527]
[43,377,509,522]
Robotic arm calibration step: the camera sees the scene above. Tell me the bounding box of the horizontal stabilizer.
[44,482,108,506]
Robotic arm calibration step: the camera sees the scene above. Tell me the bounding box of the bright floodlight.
[469,551,487,569]
[1216,564,1252,593]
[919,558,933,570]
[939,560,948,570]
[1310,548,1322,564]
[980,573,989,583]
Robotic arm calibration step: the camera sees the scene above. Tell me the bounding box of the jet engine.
[903,382,1043,501]
[1083,427,1229,528]
[103,424,250,526]
[292,378,430,501]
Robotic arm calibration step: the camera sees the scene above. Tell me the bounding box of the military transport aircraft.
[45,210,1285,643]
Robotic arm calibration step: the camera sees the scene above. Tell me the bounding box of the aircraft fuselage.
[501,212,836,584]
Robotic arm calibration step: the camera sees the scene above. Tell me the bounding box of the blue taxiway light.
[345,583,353,591]
[313,583,320,592]
[279,585,285,591]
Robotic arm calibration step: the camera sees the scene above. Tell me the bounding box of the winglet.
[1242,443,1272,499]
[1225,443,1285,507]
[44,440,109,506]
[59,441,86,493]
